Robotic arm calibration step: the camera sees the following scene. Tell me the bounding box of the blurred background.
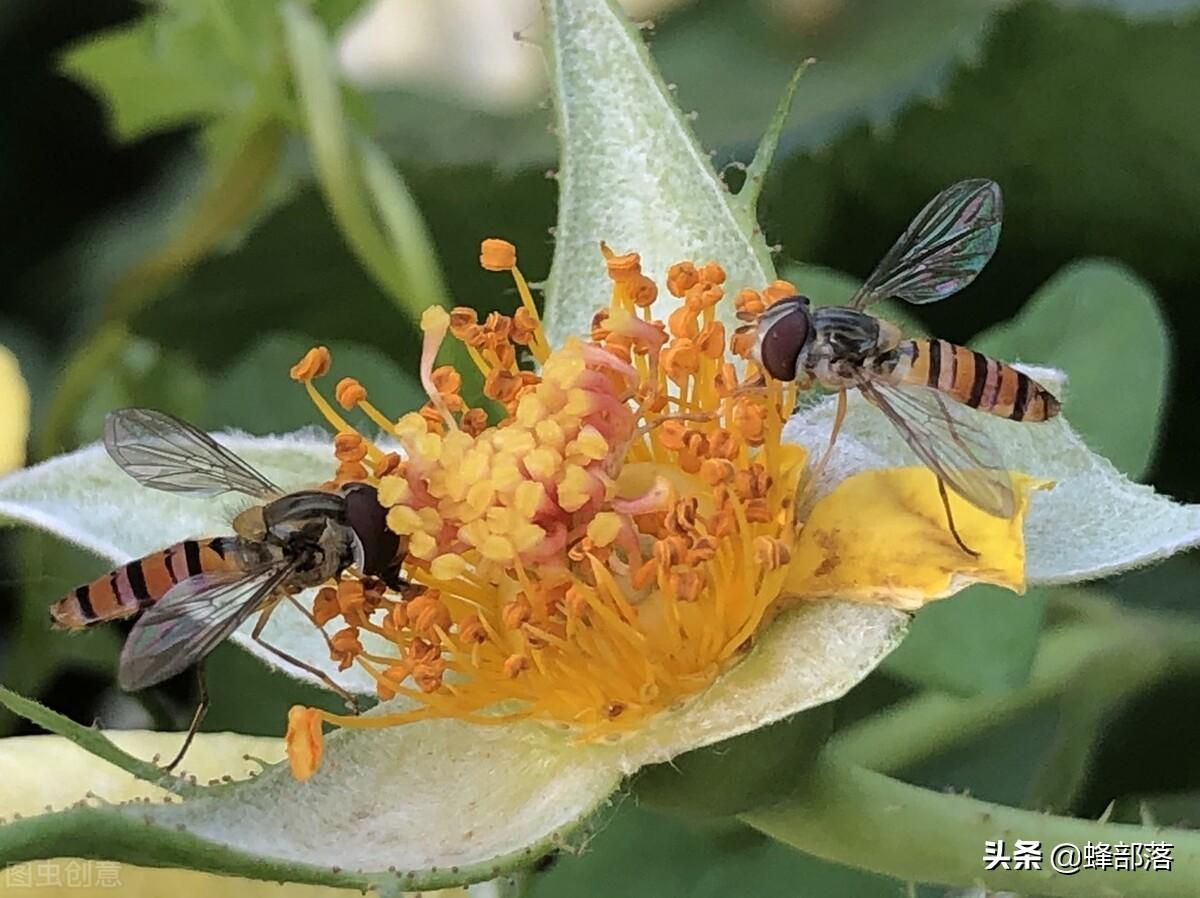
[1,0,1199,895]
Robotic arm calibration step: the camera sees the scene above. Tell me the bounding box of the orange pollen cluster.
[291,238,807,741]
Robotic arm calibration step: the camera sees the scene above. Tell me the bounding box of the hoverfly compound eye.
[756,295,812,382]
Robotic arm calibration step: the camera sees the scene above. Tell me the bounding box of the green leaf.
[282,2,452,323]
[885,586,1048,695]
[975,259,1169,479]
[653,0,1005,154]
[540,0,777,344]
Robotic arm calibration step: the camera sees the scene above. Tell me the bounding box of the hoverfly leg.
[163,662,209,773]
[937,477,979,557]
[250,605,361,714]
[795,387,849,520]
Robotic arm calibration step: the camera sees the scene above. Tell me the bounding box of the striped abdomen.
[50,537,243,629]
[892,338,1061,422]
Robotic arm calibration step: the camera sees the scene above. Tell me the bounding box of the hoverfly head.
[753,294,814,383]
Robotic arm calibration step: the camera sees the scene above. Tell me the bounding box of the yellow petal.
[0,344,29,473]
[785,467,1047,610]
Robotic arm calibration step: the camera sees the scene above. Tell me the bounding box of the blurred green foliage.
[2,0,1200,894]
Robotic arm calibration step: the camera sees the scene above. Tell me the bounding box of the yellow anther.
[567,425,608,462]
[430,553,468,581]
[534,418,566,451]
[558,464,596,513]
[587,512,623,548]
[481,535,516,562]
[480,238,517,271]
[513,523,547,553]
[410,531,438,559]
[516,394,546,427]
[415,430,443,462]
[387,505,424,535]
[514,480,547,518]
[289,346,331,382]
[525,446,562,481]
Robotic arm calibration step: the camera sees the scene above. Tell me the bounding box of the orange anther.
[734,288,765,322]
[685,282,722,313]
[461,407,488,436]
[708,428,740,460]
[658,419,688,451]
[730,325,756,359]
[335,460,370,484]
[504,654,530,678]
[512,306,538,345]
[662,339,700,385]
[412,657,447,693]
[289,346,331,382]
[484,368,523,404]
[698,260,726,286]
[431,365,462,395]
[312,586,339,626]
[697,321,726,359]
[502,597,533,631]
[714,362,741,397]
[329,627,363,671]
[480,238,517,271]
[699,457,737,486]
[373,451,402,478]
[334,432,368,463]
[604,249,642,283]
[689,535,719,563]
[285,706,323,781]
[670,569,704,602]
[754,535,792,570]
[376,663,411,701]
[457,614,488,645]
[762,279,798,304]
[666,261,699,298]
[407,593,451,635]
[565,585,592,620]
[667,306,699,340]
[630,274,658,308]
[449,307,480,340]
[334,377,367,409]
[732,398,767,446]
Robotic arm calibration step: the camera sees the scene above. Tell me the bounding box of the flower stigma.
[284,239,813,768]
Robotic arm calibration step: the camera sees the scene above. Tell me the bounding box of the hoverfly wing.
[118,561,296,691]
[105,407,281,499]
[857,377,1016,518]
[849,179,1002,310]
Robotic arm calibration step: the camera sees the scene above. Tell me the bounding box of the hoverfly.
[49,408,407,768]
[752,179,1060,553]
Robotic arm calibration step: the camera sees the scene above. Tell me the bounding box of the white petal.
[134,717,621,874]
[615,602,907,771]
[0,431,383,694]
[786,383,1200,584]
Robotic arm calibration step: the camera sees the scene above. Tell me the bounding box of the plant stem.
[742,751,1200,897]
[830,621,1116,772]
[0,686,197,798]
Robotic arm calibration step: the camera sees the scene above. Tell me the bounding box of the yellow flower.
[0,344,29,475]
[285,239,1033,774]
